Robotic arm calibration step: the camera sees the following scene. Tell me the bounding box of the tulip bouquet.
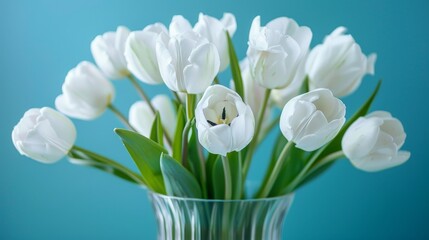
[12,13,410,204]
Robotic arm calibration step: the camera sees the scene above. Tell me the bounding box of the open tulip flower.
[12,12,410,206]
[195,84,255,156]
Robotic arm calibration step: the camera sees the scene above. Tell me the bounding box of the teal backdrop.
[1,0,428,239]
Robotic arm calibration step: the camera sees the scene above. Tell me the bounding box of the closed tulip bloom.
[124,23,168,85]
[342,111,410,172]
[194,13,237,71]
[247,16,312,89]
[306,27,377,97]
[91,26,130,79]
[156,31,220,94]
[280,88,346,151]
[55,61,115,120]
[195,85,255,156]
[12,107,77,164]
[129,95,176,139]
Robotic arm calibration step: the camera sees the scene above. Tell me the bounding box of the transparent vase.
[147,189,294,240]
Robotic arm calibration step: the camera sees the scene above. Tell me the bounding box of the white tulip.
[124,23,168,85]
[91,26,130,79]
[280,88,346,151]
[156,31,220,94]
[12,107,77,164]
[194,13,237,71]
[271,54,308,108]
[195,85,255,156]
[306,27,377,97]
[247,16,312,89]
[342,111,410,172]
[55,61,115,120]
[129,95,176,139]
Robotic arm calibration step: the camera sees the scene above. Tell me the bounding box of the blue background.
[1,0,428,239]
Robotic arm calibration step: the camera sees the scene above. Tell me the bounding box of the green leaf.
[150,111,164,147]
[227,151,242,199]
[255,133,308,197]
[212,156,225,199]
[68,150,144,185]
[187,123,207,197]
[227,31,244,99]
[284,80,382,193]
[173,105,185,162]
[115,128,167,194]
[160,153,202,198]
[206,153,219,199]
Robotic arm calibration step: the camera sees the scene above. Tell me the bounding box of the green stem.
[70,145,145,185]
[197,142,208,199]
[107,104,135,131]
[256,141,294,198]
[303,151,345,180]
[181,119,194,169]
[222,155,232,200]
[242,88,271,180]
[172,91,182,104]
[127,75,156,114]
[186,94,195,121]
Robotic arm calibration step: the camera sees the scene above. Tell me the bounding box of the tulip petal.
[183,43,220,94]
[220,13,237,35]
[169,15,192,37]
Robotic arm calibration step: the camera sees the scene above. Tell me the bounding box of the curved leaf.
[160,153,202,198]
[115,128,167,194]
[227,31,244,99]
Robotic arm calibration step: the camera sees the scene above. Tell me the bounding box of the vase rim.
[147,190,295,203]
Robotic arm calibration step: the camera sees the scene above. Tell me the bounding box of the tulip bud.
[124,23,168,85]
[194,13,237,71]
[280,88,346,151]
[129,95,176,139]
[156,31,220,94]
[195,85,255,156]
[12,107,77,164]
[306,27,377,97]
[91,26,130,79]
[247,16,312,89]
[342,111,410,172]
[55,61,115,120]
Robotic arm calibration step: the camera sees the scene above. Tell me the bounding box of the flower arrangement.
[12,13,410,203]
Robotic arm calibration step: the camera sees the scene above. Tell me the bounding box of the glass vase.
[147,190,294,240]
